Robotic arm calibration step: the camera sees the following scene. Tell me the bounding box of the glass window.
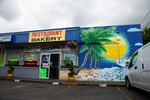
[129,52,138,69]
[5,53,21,66]
[62,53,78,68]
[23,53,39,67]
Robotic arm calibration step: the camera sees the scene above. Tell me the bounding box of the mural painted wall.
[76,24,143,81]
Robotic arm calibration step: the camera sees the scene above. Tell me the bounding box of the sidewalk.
[0,77,125,87]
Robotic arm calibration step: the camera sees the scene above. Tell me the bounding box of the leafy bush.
[7,66,14,74]
[68,60,75,77]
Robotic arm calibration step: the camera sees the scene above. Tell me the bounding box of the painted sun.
[103,35,127,61]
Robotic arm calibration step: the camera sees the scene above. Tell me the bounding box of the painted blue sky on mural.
[78,24,143,69]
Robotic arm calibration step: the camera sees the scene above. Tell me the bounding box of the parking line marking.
[116,87,132,100]
[6,85,24,90]
[1,83,33,91]
[54,86,71,96]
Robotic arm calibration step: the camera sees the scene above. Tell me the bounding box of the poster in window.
[41,55,50,68]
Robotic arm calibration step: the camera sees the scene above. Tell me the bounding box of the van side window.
[129,52,138,69]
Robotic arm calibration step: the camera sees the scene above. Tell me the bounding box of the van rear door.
[141,45,150,90]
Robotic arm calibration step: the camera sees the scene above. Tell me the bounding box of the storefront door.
[39,52,60,79]
[49,53,60,79]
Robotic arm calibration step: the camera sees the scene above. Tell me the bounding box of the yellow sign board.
[29,30,65,43]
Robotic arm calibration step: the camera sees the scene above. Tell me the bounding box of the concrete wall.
[0,67,39,79]
[59,69,69,80]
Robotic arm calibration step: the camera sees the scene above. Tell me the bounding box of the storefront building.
[0,24,143,81]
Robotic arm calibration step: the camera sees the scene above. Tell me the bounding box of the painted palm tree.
[94,53,105,68]
[76,27,116,74]
[89,50,95,69]
[89,49,102,69]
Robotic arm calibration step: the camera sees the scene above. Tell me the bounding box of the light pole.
[116,32,121,65]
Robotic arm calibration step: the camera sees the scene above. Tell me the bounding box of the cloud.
[135,42,143,46]
[0,0,150,33]
[127,28,141,32]
[0,0,20,21]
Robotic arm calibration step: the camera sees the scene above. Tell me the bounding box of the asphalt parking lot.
[0,80,150,100]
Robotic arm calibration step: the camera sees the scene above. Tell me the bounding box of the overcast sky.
[0,0,150,33]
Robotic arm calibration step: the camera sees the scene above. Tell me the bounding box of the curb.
[0,77,126,87]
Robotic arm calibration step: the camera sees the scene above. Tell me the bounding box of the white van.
[125,42,150,92]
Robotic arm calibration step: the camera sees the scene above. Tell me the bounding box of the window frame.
[5,52,40,67]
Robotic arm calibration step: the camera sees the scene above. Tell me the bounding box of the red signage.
[24,61,37,66]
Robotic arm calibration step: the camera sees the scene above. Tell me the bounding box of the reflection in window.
[23,53,39,67]
[6,53,21,66]
[129,52,138,69]
[62,53,78,68]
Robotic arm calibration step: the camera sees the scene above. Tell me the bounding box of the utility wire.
[145,21,150,28]
[141,9,150,25]
[145,16,150,27]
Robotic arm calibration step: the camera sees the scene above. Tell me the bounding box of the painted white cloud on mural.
[127,27,141,32]
[135,42,143,46]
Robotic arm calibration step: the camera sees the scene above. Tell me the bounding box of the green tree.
[142,27,150,45]
[76,27,116,74]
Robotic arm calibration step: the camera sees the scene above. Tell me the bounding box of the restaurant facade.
[0,24,143,81]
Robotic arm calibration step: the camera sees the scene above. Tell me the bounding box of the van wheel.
[125,78,132,89]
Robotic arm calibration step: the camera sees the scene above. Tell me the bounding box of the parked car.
[125,42,150,92]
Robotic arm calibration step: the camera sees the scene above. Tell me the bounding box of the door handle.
[134,66,137,69]
[142,64,144,69]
